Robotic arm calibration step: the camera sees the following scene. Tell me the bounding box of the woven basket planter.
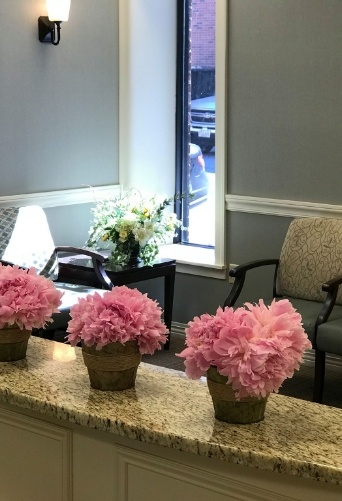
[82,340,142,391]
[206,366,268,424]
[0,325,31,362]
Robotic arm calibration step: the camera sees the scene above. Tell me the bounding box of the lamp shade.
[46,0,71,22]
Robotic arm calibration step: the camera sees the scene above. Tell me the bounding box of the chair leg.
[313,349,326,403]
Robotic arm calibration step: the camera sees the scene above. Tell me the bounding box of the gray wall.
[228,0,342,203]
[45,203,95,247]
[0,0,119,244]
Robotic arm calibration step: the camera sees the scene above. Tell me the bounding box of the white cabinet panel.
[0,407,72,501]
[114,445,292,501]
[1,403,342,501]
[72,430,116,501]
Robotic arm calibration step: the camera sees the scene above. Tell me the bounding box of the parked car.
[189,143,209,204]
[190,95,215,153]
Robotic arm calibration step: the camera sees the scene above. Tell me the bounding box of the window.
[119,0,226,277]
[175,0,216,248]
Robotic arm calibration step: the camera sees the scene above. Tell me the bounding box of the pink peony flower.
[66,285,168,354]
[177,299,311,400]
[0,264,63,330]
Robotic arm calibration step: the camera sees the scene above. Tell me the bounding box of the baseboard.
[171,323,187,338]
[171,322,342,370]
[303,350,342,369]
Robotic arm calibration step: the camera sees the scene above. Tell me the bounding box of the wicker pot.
[206,366,268,424]
[82,340,142,391]
[0,325,31,362]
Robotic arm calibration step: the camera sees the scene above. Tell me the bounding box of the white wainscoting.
[226,194,342,219]
[0,184,121,208]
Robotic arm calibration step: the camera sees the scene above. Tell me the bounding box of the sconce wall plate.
[38,16,55,43]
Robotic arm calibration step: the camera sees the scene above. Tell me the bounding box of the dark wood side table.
[58,251,176,350]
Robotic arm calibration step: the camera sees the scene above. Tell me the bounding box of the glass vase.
[127,244,142,266]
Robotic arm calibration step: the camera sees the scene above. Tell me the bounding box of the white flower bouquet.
[87,190,181,266]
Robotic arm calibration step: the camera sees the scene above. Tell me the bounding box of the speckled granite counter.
[0,337,342,487]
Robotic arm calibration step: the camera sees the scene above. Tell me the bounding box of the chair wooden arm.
[0,259,29,270]
[224,259,279,308]
[314,274,342,328]
[0,259,15,267]
[322,274,342,292]
[55,246,113,290]
[229,259,280,277]
[54,246,106,263]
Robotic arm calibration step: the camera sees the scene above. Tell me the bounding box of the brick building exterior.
[191,0,215,69]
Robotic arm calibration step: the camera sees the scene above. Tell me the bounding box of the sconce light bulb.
[46,0,71,22]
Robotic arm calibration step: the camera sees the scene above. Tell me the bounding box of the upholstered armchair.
[224,217,342,404]
[0,206,113,340]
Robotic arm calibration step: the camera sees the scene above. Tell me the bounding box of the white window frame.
[119,0,227,279]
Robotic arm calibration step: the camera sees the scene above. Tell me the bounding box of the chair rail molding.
[226,194,342,219]
[0,185,121,209]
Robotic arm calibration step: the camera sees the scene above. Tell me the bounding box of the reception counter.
[0,337,341,500]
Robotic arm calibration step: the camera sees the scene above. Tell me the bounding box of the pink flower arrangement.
[66,285,168,354]
[177,299,312,399]
[0,264,63,330]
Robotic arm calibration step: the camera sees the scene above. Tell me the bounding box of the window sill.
[158,244,227,279]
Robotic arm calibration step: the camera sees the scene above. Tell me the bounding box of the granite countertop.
[0,337,342,486]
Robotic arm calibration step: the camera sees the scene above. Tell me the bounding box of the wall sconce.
[38,0,71,46]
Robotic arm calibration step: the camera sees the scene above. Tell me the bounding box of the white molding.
[226,194,342,219]
[0,184,121,209]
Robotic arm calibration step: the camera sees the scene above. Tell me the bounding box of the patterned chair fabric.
[0,207,19,257]
[276,217,342,305]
